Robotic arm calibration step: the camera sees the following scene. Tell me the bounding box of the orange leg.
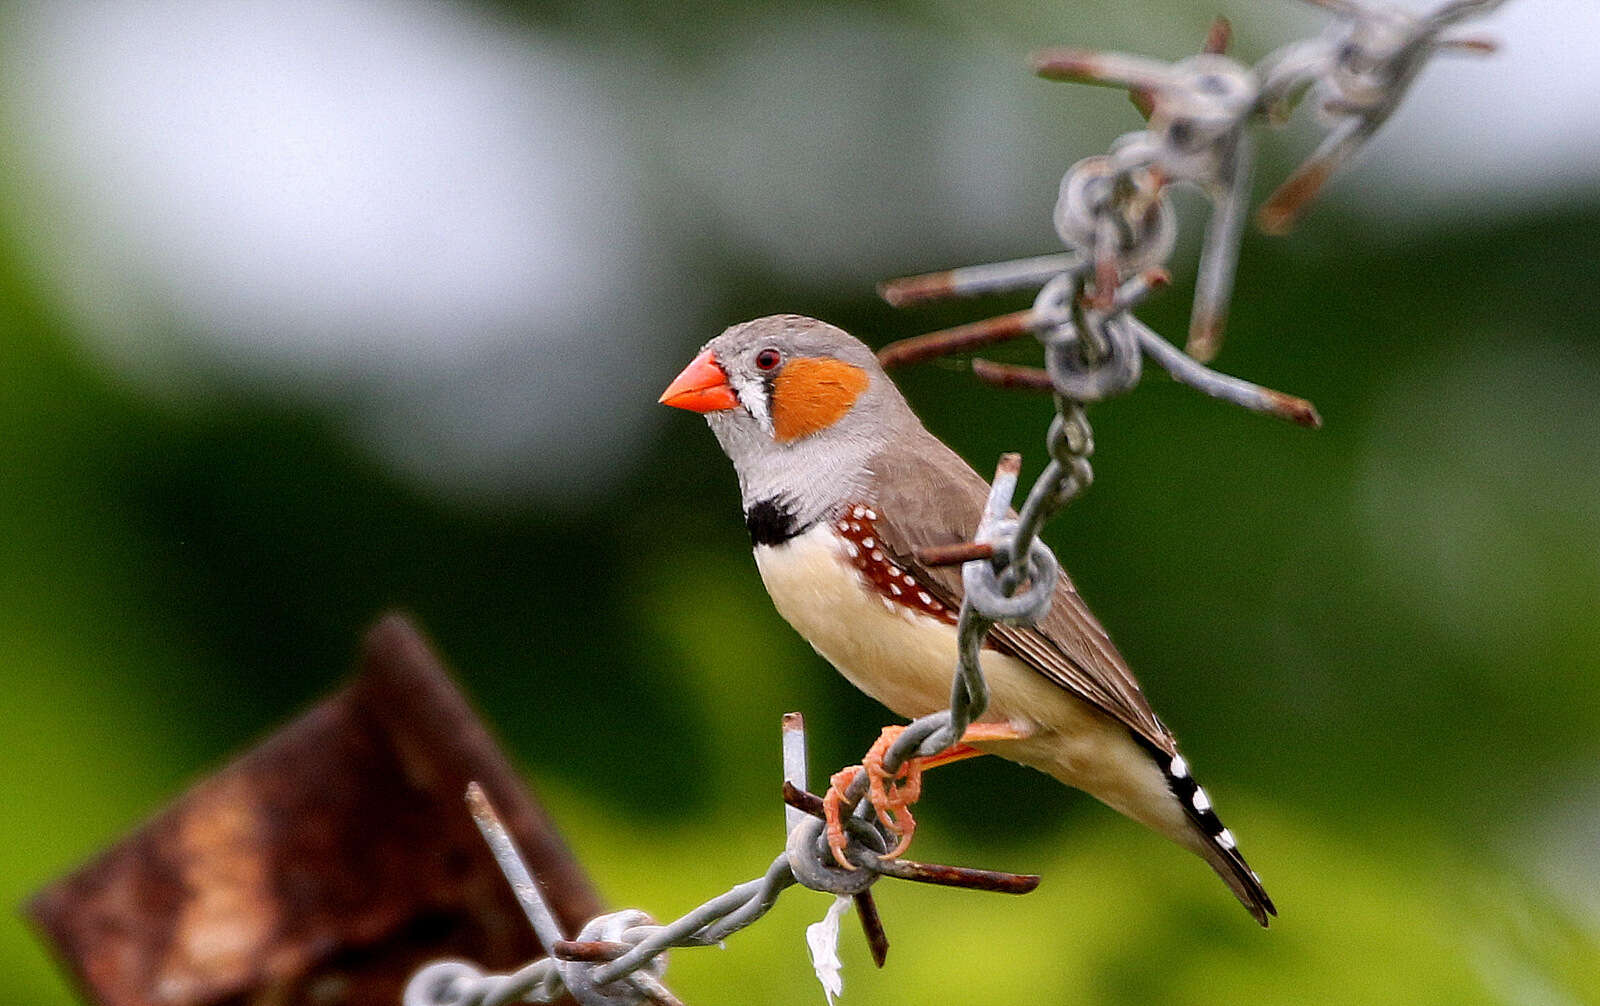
[822,722,1031,869]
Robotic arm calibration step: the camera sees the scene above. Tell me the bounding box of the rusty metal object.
[1257,154,1339,235]
[851,892,889,969]
[870,858,1041,895]
[1263,388,1325,429]
[27,614,602,1006]
[552,940,631,964]
[1203,16,1234,55]
[875,310,1040,369]
[969,359,1056,394]
[781,781,825,820]
[914,540,998,568]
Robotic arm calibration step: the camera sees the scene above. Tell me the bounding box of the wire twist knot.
[561,912,667,1006]
[1053,156,1174,279]
[787,814,885,895]
[963,519,1059,625]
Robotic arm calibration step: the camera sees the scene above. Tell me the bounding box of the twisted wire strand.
[404,3,1510,1003]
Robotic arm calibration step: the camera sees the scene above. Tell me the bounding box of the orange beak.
[659,349,739,413]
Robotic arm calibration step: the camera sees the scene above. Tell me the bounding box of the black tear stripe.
[745,497,800,547]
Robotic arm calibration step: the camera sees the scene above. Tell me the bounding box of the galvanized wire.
[403,2,1509,1003]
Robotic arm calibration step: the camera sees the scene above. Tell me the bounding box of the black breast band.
[745,497,801,547]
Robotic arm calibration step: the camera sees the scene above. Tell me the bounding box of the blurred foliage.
[4,1,1600,1004]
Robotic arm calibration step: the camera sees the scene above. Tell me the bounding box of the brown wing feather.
[867,433,1177,756]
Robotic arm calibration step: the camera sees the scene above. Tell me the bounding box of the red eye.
[755,348,781,371]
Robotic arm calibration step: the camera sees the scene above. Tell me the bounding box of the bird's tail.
[1139,737,1278,927]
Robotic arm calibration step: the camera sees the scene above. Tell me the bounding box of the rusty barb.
[406,3,1509,1003]
[886,0,1509,364]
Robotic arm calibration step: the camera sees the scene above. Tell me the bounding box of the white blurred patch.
[0,0,683,501]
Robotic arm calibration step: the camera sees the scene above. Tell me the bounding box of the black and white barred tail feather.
[1136,734,1277,927]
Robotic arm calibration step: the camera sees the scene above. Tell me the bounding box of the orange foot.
[821,722,1030,870]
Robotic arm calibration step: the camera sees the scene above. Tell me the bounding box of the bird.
[658,313,1275,926]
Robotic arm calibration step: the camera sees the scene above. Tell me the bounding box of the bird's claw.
[864,726,924,857]
[823,766,863,870]
[822,726,926,870]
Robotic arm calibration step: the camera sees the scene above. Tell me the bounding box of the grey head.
[676,314,921,542]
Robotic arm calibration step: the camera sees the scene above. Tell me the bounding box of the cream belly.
[753,522,1189,842]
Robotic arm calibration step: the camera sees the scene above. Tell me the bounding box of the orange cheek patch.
[771,358,870,442]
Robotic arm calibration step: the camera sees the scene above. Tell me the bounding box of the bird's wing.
[868,435,1176,756]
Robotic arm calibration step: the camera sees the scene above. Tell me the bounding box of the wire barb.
[406,716,1042,1006]
[876,310,1041,369]
[1258,0,1511,233]
[850,0,1502,926]
[877,252,1080,307]
[407,3,1507,1000]
[950,0,1508,358]
[408,786,679,1006]
[915,540,997,567]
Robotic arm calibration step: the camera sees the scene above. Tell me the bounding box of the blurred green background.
[3,0,1598,1003]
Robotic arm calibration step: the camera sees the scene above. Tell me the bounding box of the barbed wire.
[403,1,1509,1003]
